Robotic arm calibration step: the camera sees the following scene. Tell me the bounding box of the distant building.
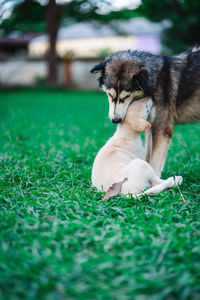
[29,18,165,59]
[0,33,39,59]
[0,18,167,88]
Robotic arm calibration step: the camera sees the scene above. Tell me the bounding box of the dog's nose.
[112,118,122,124]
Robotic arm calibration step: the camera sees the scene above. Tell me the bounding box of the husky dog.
[91,47,200,176]
[92,98,183,196]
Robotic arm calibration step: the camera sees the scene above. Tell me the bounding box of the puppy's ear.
[134,69,150,94]
[134,118,151,132]
[90,62,105,74]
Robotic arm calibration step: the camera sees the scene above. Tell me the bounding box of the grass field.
[0,88,200,300]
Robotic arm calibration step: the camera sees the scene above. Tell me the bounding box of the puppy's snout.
[112,118,122,124]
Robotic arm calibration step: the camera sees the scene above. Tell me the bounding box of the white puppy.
[92,98,183,197]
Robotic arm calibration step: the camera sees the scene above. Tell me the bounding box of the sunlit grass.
[0,88,200,299]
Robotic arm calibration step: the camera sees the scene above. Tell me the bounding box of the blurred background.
[0,0,199,89]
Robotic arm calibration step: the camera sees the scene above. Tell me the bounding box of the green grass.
[0,88,200,300]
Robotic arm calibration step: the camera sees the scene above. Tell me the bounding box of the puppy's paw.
[165,176,183,188]
[173,176,183,186]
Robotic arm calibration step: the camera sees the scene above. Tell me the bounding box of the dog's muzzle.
[112,118,122,124]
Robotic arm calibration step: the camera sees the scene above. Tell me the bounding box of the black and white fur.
[91,47,200,176]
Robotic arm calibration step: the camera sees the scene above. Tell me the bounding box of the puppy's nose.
[112,118,122,124]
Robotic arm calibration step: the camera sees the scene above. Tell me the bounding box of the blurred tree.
[0,0,137,85]
[0,0,46,33]
[0,0,59,84]
[137,0,200,53]
[46,0,63,85]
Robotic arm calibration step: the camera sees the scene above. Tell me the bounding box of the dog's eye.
[118,90,131,102]
[108,93,117,102]
[119,94,131,102]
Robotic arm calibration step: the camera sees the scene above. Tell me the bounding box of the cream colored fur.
[92,98,183,197]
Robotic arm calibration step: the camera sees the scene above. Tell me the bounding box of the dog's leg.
[145,128,152,162]
[140,176,183,195]
[150,134,170,177]
[150,123,174,177]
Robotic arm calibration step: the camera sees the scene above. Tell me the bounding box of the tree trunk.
[46,0,63,85]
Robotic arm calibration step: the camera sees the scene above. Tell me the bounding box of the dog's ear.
[134,69,150,94]
[134,118,151,132]
[90,62,105,74]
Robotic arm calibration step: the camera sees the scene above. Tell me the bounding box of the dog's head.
[124,97,152,132]
[91,51,151,123]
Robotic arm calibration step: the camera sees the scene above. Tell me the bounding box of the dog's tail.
[187,44,200,63]
[190,44,200,53]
